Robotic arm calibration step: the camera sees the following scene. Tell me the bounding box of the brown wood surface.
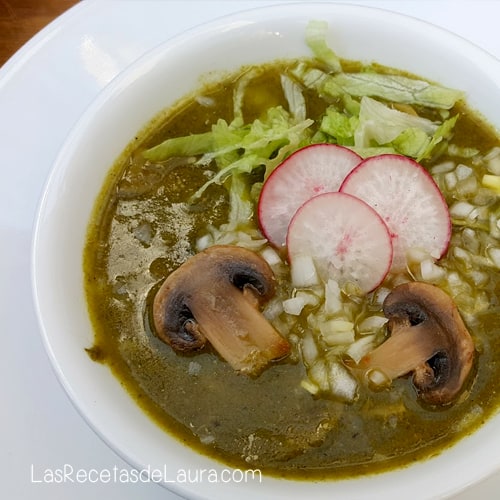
[0,0,80,67]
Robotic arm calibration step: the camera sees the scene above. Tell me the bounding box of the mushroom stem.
[190,283,290,375]
[360,322,438,380]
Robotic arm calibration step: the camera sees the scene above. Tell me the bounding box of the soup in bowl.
[32,3,500,499]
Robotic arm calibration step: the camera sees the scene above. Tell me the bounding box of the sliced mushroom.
[359,281,475,406]
[152,244,290,376]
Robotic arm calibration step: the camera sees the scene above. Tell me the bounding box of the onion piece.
[346,335,376,364]
[450,201,475,219]
[327,361,358,402]
[357,316,388,334]
[488,247,500,268]
[290,254,320,287]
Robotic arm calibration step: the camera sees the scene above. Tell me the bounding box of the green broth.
[84,59,500,479]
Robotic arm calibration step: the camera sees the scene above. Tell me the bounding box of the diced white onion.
[196,233,213,251]
[216,232,237,245]
[296,290,322,308]
[444,171,457,190]
[367,368,391,388]
[453,246,471,263]
[450,201,475,219]
[420,259,446,282]
[455,164,473,180]
[488,247,500,268]
[447,271,464,289]
[300,378,319,395]
[260,246,282,267]
[283,296,308,316]
[373,287,391,307]
[321,319,354,333]
[346,335,376,364]
[290,254,320,287]
[490,215,500,239]
[263,297,283,321]
[301,333,319,366]
[462,228,480,253]
[485,147,500,175]
[327,361,357,402]
[470,270,489,287]
[270,317,291,336]
[485,146,500,160]
[307,311,321,331]
[324,279,342,314]
[323,330,356,346]
[431,161,455,174]
[406,246,432,265]
[468,205,488,221]
[309,360,329,391]
[456,175,478,196]
[357,315,388,334]
[474,291,490,313]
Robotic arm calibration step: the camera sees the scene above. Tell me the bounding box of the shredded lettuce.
[144,19,462,226]
[290,63,330,93]
[233,68,259,123]
[292,63,463,110]
[349,147,398,158]
[317,96,458,161]
[226,173,255,227]
[418,114,459,161]
[305,20,342,73]
[320,108,358,146]
[142,131,214,161]
[162,105,313,204]
[354,96,438,148]
[324,73,464,109]
[390,127,430,159]
[354,97,459,161]
[280,74,307,122]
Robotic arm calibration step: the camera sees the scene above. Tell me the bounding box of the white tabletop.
[2,1,500,498]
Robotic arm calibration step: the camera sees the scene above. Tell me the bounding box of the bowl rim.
[31,2,500,499]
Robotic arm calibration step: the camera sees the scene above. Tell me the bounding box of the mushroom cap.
[361,281,475,406]
[152,245,290,375]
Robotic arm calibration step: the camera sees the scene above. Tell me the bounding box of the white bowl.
[32,3,500,499]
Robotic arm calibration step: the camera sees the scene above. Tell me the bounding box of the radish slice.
[258,144,362,247]
[287,192,393,293]
[340,154,451,271]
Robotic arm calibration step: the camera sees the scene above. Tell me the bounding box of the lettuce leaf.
[226,173,254,227]
[390,127,430,159]
[320,108,358,146]
[418,114,459,161]
[142,131,214,161]
[317,96,458,161]
[354,96,438,148]
[349,146,398,158]
[292,59,463,110]
[185,106,313,201]
[305,20,342,73]
[290,63,333,94]
[323,72,463,109]
[281,74,307,122]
